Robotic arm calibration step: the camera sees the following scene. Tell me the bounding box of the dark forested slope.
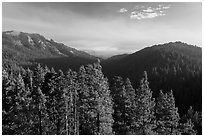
[102,41,202,115]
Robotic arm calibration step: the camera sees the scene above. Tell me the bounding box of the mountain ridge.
[101,41,201,115]
[2,30,98,70]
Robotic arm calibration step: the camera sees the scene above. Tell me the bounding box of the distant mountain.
[105,54,129,61]
[102,41,202,115]
[2,31,97,71]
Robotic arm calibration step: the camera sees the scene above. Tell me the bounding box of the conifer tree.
[29,87,48,134]
[155,90,166,134]
[111,76,126,134]
[2,70,16,134]
[166,90,180,134]
[14,73,31,134]
[42,69,66,134]
[29,64,48,134]
[181,106,201,134]
[53,70,67,135]
[42,70,57,134]
[78,62,113,135]
[111,76,134,135]
[64,69,79,135]
[124,78,137,134]
[93,61,113,135]
[155,90,180,135]
[78,65,99,134]
[33,64,45,88]
[134,71,156,134]
[2,71,32,134]
[24,68,33,90]
[179,119,196,135]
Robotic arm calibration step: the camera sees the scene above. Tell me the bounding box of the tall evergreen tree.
[124,78,137,134]
[41,69,67,134]
[64,69,79,135]
[2,71,32,134]
[14,73,31,134]
[111,76,126,134]
[111,76,135,134]
[42,69,57,134]
[52,70,67,134]
[78,62,113,135]
[2,70,17,134]
[155,90,180,135]
[29,64,49,134]
[134,71,156,134]
[93,61,113,135]
[78,65,98,134]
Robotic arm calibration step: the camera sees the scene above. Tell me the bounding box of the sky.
[2,2,202,57]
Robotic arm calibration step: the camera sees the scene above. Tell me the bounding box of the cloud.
[118,8,128,13]
[130,12,164,20]
[158,4,163,7]
[162,6,171,9]
[143,7,154,12]
[130,4,170,20]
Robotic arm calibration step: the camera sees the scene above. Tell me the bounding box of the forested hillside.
[102,41,202,115]
[2,62,201,135]
[2,31,97,71]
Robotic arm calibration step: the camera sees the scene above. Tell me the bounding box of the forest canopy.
[2,62,202,135]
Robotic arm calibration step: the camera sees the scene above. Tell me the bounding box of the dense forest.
[2,61,202,135]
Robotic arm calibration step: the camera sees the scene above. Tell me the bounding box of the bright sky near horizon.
[2,2,202,57]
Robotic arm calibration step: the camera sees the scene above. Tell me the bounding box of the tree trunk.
[39,106,42,135]
[97,112,100,134]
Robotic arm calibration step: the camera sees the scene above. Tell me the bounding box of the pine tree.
[166,90,180,134]
[78,65,99,134]
[2,71,32,134]
[2,70,16,134]
[29,87,48,134]
[179,119,196,135]
[24,68,33,90]
[53,70,67,135]
[29,64,48,134]
[124,78,137,134]
[134,71,156,134]
[155,90,167,134]
[64,69,79,135]
[111,76,135,135]
[33,64,45,88]
[42,70,57,134]
[14,73,31,134]
[42,69,66,134]
[93,61,113,135]
[78,62,113,135]
[111,76,126,134]
[181,106,201,134]
[155,90,180,135]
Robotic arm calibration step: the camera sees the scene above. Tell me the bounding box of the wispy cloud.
[130,12,164,20]
[143,7,154,13]
[118,8,128,13]
[122,4,171,20]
